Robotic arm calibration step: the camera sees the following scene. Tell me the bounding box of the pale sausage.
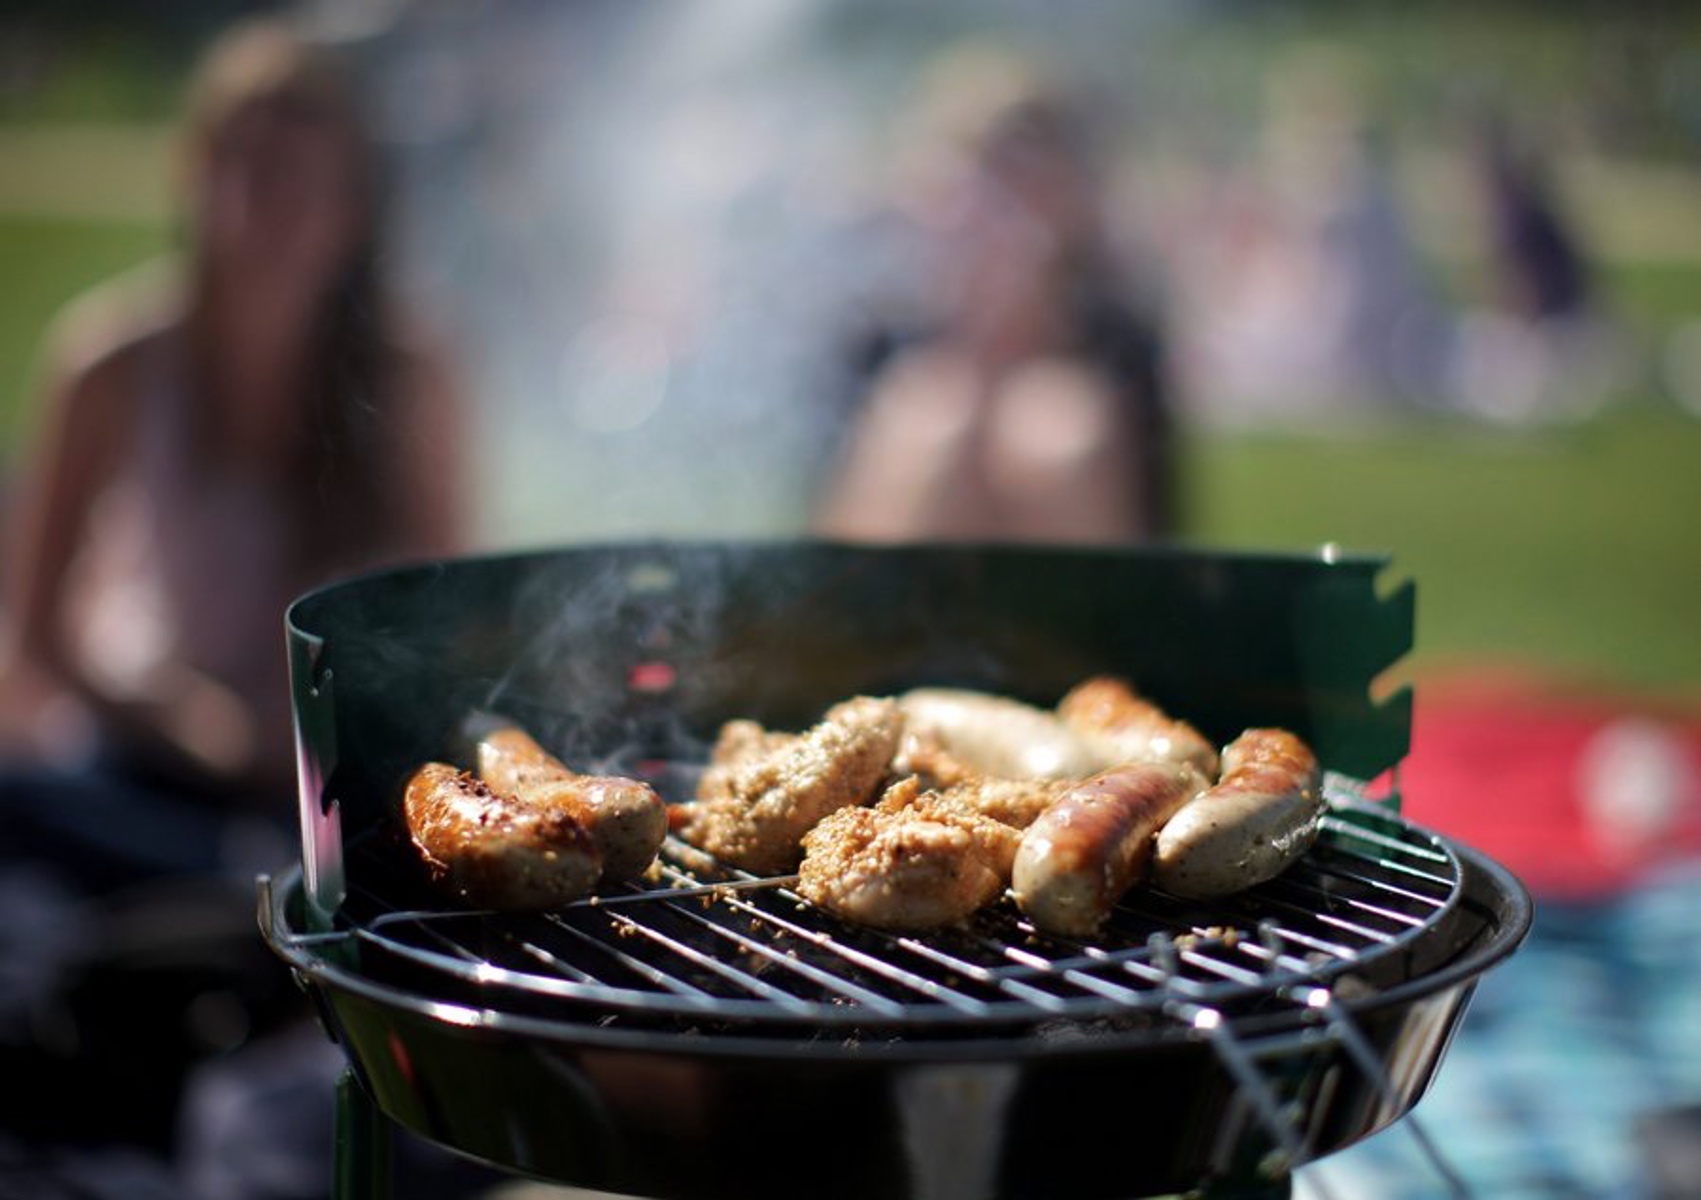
[1152,728,1324,899]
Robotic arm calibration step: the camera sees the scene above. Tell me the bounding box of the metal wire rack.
[281,801,1463,1035]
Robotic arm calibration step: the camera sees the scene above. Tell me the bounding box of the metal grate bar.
[1283,855,1455,905]
[319,804,1466,1028]
[1320,815,1452,864]
[1242,889,1414,947]
[1239,924,1339,979]
[503,932,615,987]
[644,899,925,1016]
[1174,947,1269,989]
[995,925,1222,1006]
[555,908,818,1011]
[1305,852,1455,893]
[892,935,1007,986]
[893,927,1156,1009]
[344,883,506,969]
[632,862,930,1008]
[1312,855,1453,898]
[991,976,1081,1013]
[901,926,1124,1010]
[708,885,997,1013]
[535,916,724,1003]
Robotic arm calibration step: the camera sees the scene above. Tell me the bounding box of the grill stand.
[335,1068,391,1200]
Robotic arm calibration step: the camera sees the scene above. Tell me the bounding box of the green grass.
[0,214,169,449]
[0,25,185,124]
[1181,406,1701,691]
[4,220,1700,694]
[1605,260,1701,335]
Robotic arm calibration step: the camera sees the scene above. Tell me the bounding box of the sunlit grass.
[1181,404,1701,690]
[4,213,1700,693]
[0,215,168,450]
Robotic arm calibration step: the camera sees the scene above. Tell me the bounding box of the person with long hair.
[1,18,462,841]
[813,46,1175,545]
[0,18,465,1165]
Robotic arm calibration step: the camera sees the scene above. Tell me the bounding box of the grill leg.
[334,1067,392,1200]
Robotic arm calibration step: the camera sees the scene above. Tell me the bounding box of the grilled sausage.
[477,726,576,794]
[1152,728,1324,899]
[1011,761,1207,936]
[898,687,1104,780]
[404,762,602,909]
[1056,676,1220,778]
[478,728,667,885]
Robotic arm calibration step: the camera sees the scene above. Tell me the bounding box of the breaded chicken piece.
[798,777,1022,930]
[703,719,798,776]
[873,778,1024,872]
[941,774,1075,829]
[1057,676,1220,778]
[675,696,904,874]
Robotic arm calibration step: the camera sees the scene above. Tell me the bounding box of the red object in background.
[1399,668,1701,901]
[627,661,678,694]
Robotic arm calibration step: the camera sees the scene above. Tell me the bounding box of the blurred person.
[1449,115,1625,423]
[0,13,463,1167]
[1170,42,1448,423]
[812,45,1175,544]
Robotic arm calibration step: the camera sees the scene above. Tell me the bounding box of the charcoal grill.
[260,541,1531,1199]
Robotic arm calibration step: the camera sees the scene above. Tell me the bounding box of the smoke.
[321,1,1196,549]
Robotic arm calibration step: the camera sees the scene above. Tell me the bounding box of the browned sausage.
[477,728,667,885]
[1056,676,1220,778]
[1011,761,1207,936]
[404,762,601,909]
[477,726,575,794]
[1152,728,1324,899]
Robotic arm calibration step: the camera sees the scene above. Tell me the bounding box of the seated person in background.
[813,47,1175,545]
[0,19,465,1161]
[0,17,464,863]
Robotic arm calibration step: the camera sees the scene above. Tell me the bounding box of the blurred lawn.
[0,215,168,447]
[3,209,1700,693]
[1,160,1698,698]
[1180,253,1701,694]
[1180,406,1701,692]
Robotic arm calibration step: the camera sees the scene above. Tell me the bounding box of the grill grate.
[289,799,1463,1034]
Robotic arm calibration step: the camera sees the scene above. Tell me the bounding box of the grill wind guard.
[270,542,1526,1200]
[287,541,1414,916]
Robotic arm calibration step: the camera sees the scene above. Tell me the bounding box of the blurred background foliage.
[2,1,1699,691]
